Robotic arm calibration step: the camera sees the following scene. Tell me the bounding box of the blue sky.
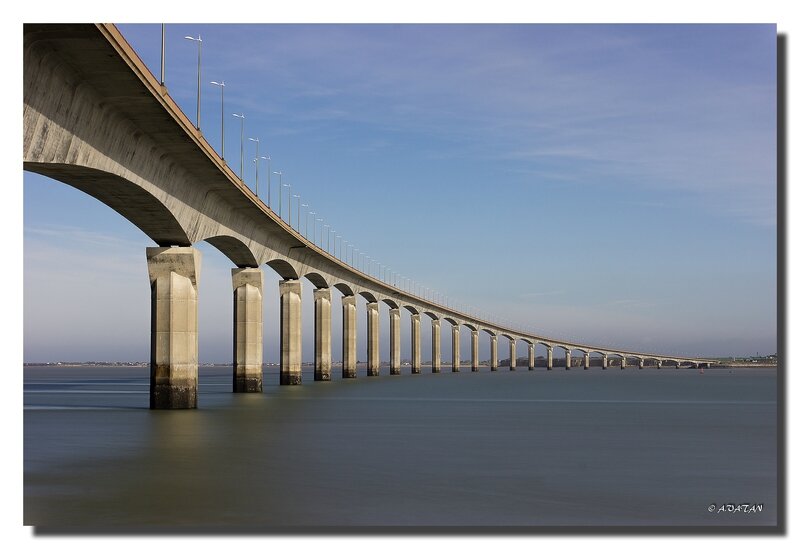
[23,23,777,362]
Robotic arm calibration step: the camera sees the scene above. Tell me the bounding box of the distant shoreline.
[23,362,778,369]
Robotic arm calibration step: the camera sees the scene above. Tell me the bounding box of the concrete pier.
[232,267,263,393]
[509,339,517,371]
[528,343,535,370]
[389,307,401,375]
[411,313,421,374]
[366,301,380,376]
[279,279,302,385]
[341,295,357,378]
[639,357,645,369]
[565,349,571,370]
[621,356,627,370]
[584,352,590,370]
[431,319,441,373]
[451,324,460,372]
[490,335,498,371]
[602,354,608,370]
[313,288,332,381]
[147,247,200,409]
[547,346,553,370]
[471,330,479,371]
[657,359,662,369]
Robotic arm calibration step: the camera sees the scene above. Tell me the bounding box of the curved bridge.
[23,24,716,409]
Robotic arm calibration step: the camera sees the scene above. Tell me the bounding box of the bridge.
[23,23,717,409]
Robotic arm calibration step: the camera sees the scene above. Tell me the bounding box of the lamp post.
[273,171,282,215]
[160,24,165,85]
[324,225,330,251]
[347,244,353,265]
[307,210,315,239]
[232,113,244,179]
[265,155,271,208]
[314,218,322,245]
[281,182,290,221]
[335,235,342,259]
[183,35,202,130]
[210,80,225,158]
[330,230,336,254]
[248,137,259,195]
[292,194,300,230]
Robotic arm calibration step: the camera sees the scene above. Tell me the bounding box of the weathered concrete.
[621,356,627,370]
[471,330,479,371]
[232,267,263,392]
[451,324,461,372]
[584,352,590,370]
[389,307,401,375]
[565,349,572,370]
[528,343,535,371]
[313,288,332,381]
[147,246,200,409]
[602,354,608,370]
[411,313,421,374]
[546,346,553,370]
[431,319,441,373]
[279,279,302,385]
[367,301,380,376]
[639,357,645,369]
[342,295,357,378]
[490,335,498,371]
[509,339,517,371]
[657,359,662,369]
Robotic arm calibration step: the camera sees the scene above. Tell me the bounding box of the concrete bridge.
[23,24,717,409]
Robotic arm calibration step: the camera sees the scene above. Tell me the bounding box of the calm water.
[24,365,778,531]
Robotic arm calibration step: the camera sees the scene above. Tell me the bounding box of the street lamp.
[281,182,290,221]
[210,80,225,158]
[335,235,341,258]
[184,35,202,130]
[330,230,336,254]
[307,210,315,239]
[265,155,271,208]
[232,113,244,179]
[314,218,323,245]
[248,137,259,195]
[292,194,300,229]
[273,171,283,215]
[347,244,353,265]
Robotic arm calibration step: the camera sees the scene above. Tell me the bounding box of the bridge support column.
[528,343,535,370]
[657,359,662,370]
[546,346,553,370]
[147,247,200,409]
[367,302,380,376]
[451,324,460,372]
[279,279,302,385]
[490,336,498,371]
[602,355,608,370]
[342,295,357,378]
[411,313,421,374]
[565,349,572,370]
[584,353,590,370]
[509,340,517,371]
[390,308,401,375]
[232,267,263,393]
[676,361,680,369]
[431,319,441,373]
[313,288,332,381]
[471,330,479,371]
[639,357,645,370]
[621,356,627,370]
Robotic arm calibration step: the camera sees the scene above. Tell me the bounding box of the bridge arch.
[333,282,355,297]
[265,258,300,280]
[423,311,439,320]
[404,305,421,315]
[382,298,400,310]
[303,272,329,289]
[463,322,478,332]
[480,327,496,337]
[359,291,378,303]
[204,235,259,268]
[24,163,191,247]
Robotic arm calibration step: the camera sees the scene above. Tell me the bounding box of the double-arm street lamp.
[232,113,245,179]
[210,80,225,158]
